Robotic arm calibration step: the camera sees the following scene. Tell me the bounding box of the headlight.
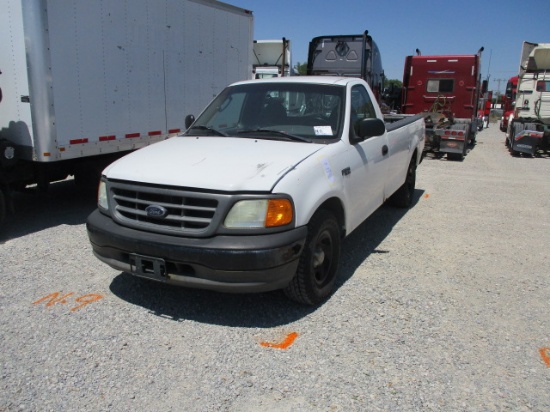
[98,180,108,210]
[224,198,293,229]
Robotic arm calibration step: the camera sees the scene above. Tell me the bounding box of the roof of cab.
[231,76,358,87]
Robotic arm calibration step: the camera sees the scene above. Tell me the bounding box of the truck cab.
[507,42,550,156]
[401,49,483,160]
[306,31,385,104]
[500,76,518,132]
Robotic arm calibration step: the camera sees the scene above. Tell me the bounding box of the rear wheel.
[284,210,341,305]
[447,152,464,161]
[388,157,417,208]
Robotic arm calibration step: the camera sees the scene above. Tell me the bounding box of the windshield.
[186,82,345,142]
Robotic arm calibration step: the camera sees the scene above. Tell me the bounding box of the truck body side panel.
[0,0,37,158]
[0,0,253,163]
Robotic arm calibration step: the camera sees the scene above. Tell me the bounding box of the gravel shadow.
[0,179,97,242]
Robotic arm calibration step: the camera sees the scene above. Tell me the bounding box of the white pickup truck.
[86,77,425,305]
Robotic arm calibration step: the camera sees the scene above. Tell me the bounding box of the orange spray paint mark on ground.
[424,193,430,198]
[260,332,299,349]
[33,292,75,307]
[70,294,104,311]
[33,292,104,311]
[540,348,550,367]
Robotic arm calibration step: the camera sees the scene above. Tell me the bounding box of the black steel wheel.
[388,156,417,208]
[284,210,341,305]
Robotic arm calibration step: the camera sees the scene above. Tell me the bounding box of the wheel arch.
[312,197,346,238]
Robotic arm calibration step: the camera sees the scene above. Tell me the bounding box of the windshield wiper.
[187,125,227,137]
[236,129,312,143]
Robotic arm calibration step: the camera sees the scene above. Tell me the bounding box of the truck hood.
[103,136,323,191]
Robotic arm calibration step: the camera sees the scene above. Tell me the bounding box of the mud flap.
[512,130,543,155]
[439,137,466,155]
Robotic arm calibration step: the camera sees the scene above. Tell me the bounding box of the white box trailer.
[0,0,253,226]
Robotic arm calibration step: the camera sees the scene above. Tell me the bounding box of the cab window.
[427,79,454,93]
[350,85,376,138]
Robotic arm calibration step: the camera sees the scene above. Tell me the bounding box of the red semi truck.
[500,76,518,132]
[401,48,484,160]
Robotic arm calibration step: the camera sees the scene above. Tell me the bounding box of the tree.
[384,79,402,89]
[294,62,307,75]
[382,79,403,112]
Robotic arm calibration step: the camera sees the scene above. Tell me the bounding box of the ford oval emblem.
[145,205,168,219]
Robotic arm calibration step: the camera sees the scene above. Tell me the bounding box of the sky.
[232,0,549,95]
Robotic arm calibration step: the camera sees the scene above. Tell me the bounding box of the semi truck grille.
[109,182,222,236]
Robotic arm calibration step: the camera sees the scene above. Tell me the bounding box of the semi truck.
[252,38,292,79]
[401,48,484,160]
[0,0,254,228]
[306,31,385,104]
[500,76,518,132]
[87,76,425,305]
[506,42,550,156]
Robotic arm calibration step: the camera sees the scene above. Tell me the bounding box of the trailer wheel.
[388,156,416,208]
[447,152,463,161]
[284,210,341,305]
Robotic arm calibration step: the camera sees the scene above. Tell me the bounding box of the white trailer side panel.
[0,0,253,162]
[0,0,34,153]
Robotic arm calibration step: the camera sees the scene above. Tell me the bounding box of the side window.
[350,85,376,137]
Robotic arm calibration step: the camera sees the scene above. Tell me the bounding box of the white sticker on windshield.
[314,126,333,136]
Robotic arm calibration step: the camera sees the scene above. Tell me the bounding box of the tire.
[447,152,464,161]
[284,210,341,305]
[388,157,416,208]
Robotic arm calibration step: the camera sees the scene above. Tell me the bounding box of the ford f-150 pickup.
[86,76,425,305]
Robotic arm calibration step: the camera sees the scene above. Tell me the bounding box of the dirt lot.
[1,123,549,411]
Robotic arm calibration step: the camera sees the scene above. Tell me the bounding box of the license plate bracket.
[129,254,168,282]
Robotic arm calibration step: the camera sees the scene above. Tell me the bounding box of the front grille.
[109,181,223,236]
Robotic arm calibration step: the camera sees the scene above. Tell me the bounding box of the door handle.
[382,145,389,155]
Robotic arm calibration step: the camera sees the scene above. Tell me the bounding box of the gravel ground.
[1,124,549,411]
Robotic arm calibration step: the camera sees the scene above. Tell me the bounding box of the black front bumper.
[86,210,307,293]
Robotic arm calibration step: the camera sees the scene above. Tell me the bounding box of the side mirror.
[185,115,195,129]
[352,118,385,143]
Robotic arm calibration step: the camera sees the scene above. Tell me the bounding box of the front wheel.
[284,210,341,305]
